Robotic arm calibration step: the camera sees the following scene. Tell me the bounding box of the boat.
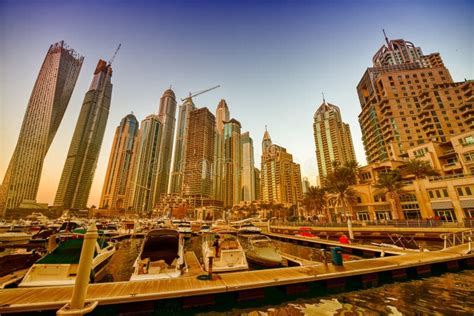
[0,232,31,243]
[201,232,248,272]
[199,224,211,234]
[102,222,120,237]
[176,221,192,239]
[237,223,262,235]
[295,227,319,238]
[0,248,42,277]
[242,235,282,267]
[130,229,185,281]
[18,237,116,287]
[371,233,429,252]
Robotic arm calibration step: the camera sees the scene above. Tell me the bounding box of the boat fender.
[89,269,95,283]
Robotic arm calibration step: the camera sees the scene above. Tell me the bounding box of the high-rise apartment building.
[169,98,196,194]
[260,128,303,205]
[0,41,83,216]
[313,99,356,179]
[358,34,472,163]
[183,108,215,197]
[127,115,161,214]
[241,132,256,201]
[212,99,230,202]
[54,59,113,210]
[254,168,261,201]
[222,119,242,207]
[100,113,139,210]
[154,89,177,201]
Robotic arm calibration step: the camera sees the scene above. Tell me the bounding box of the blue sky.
[0,0,472,206]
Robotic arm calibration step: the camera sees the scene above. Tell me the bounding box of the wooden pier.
[0,243,472,314]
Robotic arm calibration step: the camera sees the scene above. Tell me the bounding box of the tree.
[374,170,405,220]
[403,160,439,179]
[303,186,328,221]
[325,163,358,221]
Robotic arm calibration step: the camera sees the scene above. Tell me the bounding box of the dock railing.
[440,229,473,250]
[270,219,474,228]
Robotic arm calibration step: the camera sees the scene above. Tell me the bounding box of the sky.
[0,0,473,207]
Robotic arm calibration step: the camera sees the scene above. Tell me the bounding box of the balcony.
[442,161,462,171]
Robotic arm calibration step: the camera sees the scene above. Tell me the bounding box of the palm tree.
[304,186,328,221]
[403,159,439,219]
[374,170,405,220]
[325,164,357,222]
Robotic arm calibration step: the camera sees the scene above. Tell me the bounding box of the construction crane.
[181,85,220,102]
[108,43,121,65]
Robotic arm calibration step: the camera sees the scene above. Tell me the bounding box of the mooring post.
[443,235,447,249]
[347,218,354,240]
[57,222,99,315]
[208,255,214,279]
[468,236,472,254]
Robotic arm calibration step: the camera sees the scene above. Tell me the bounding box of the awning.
[431,201,453,210]
[460,199,474,208]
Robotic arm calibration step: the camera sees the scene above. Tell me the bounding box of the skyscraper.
[241,132,256,201]
[54,59,113,210]
[212,99,230,202]
[169,98,196,194]
[127,115,161,214]
[358,33,472,163]
[0,41,83,216]
[183,108,215,197]
[260,128,303,205]
[100,113,139,210]
[154,89,177,202]
[313,99,356,179]
[222,118,242,207]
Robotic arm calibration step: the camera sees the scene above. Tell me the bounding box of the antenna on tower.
[108,43,121,65]
[383,29,390,46]
[322,92,326,104]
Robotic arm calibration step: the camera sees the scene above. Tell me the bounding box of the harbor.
[0,220,472,314]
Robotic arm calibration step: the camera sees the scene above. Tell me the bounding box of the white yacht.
[201,232,248,273]
[130,229,185,281]
[19,237,116,287]
[176,221,192,239]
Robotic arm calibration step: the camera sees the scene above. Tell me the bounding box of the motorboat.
[102,222,120,237]
[0,232,31,243]
[242,235,282,267]
[130,229,185,281]
[176,221,192,239]
[0,248,42,277]
[295,227,319,238]
[199,224,211,234]
[19,237,116,287]
[237,223,262,235]
[201,232,248,273]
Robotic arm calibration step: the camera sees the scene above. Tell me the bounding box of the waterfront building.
[254,168,261,201]
[212,99,230,202]
[182,108,216,198]
[54,59,113,210]
[357,33,472,163]
[99,113,139,210]
[313,99,356,179]
[154,89,177,200]
[260,128,303,205]
[302,177,311,194]
[0,41,83,216]
[222,119,242,207]
[127,115,161,214]
[241,132,256,201]
[336,131,474,222]
[169,98,196,194]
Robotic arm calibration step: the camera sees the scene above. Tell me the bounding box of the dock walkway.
[0,243,472,313]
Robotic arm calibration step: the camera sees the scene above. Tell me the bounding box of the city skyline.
[1,1,473,207]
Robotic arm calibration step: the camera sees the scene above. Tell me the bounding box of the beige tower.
[100,114,139,210]
[358,33,472,163]
[213,99,230,201]
[260,128,303,205]
[183,108,216,198]
[313,99,356,179]
[241,132,256,201]
[223,119,242,207]
[0,41,83,216]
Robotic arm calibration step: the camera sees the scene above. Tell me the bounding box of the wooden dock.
[0,243,472,314]
[183,251,204,276]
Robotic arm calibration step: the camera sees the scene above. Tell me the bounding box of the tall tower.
[241,132,256,201]
[0,41,83,216]
[222,119,242,207]
[100,113,139,210]
[260,128,303,205]
[212,99,230,201]
[313,99,356,179]
[183,108,215,197]
[154,88,177,203]
[54,59,113,210]
[358,33,471,163]
[127,115,161,214]
[169,98,196,194]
